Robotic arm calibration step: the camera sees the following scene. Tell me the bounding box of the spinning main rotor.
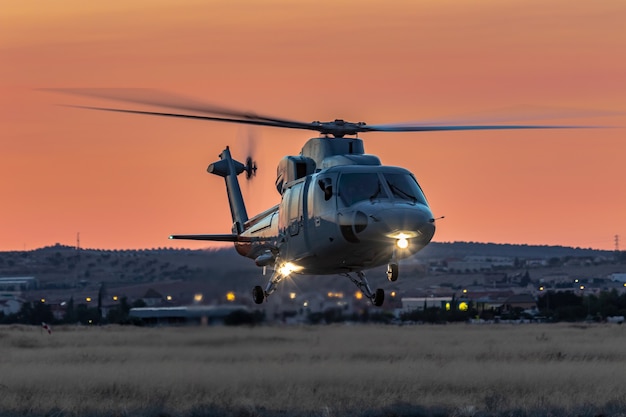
[47,88,586,138]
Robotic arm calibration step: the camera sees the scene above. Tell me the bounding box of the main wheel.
[373,289,385,306]
[252,286,265,304]
[387,263,399,282]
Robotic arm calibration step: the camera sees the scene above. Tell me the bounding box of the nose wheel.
[387,263,399,282]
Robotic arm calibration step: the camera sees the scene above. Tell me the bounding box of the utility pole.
[75,232,81,289]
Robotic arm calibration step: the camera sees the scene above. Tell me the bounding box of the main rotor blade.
[363,124,589,133]
[375,105,623,127]
[45,88,313,130]
[65,105,323,131]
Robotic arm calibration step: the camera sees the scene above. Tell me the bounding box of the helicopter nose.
[381,206,435,244]
[339,203,435,246]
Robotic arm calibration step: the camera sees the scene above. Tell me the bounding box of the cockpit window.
[384,173,428,205]
[338,173,383,206]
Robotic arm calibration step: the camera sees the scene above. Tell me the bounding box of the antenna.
[615,234,620,252]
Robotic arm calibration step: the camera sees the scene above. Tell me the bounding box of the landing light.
[388,232,416,249]
[278,262,303,276]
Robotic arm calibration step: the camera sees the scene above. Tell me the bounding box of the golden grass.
[1,323,625,416]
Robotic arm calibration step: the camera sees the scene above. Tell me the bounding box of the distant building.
[0,298,22,315]
[609,273,626,283]
[0,276,38,291]
[448,256,515,272]
[401,297,453,313]
[502,293,537,312]
[141,288,164,306]
[129,305,250,325]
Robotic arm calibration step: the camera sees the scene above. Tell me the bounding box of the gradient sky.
[1,0,625,251]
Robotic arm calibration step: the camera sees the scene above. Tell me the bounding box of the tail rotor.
[244,156,257,180]
[239,128,258,181]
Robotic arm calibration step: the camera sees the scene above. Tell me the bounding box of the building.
[609,273,626,283]
[401,297,453,313]
[0,298,22,316]
[129,304,251,325]
[0,276,38,291]
[502,293,537,312]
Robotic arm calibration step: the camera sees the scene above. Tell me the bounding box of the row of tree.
[2,289,625,326]
[0,296,146,326]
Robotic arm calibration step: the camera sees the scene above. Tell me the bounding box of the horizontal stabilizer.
[169,234,272,242]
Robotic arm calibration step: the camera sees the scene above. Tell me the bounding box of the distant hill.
[0,241,618,304]
[415,242,612,260]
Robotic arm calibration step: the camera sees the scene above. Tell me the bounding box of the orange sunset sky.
[1,0,625,252]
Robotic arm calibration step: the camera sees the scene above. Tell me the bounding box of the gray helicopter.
[52,89,583,306]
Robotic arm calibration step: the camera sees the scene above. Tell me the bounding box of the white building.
[0,298,22,315]
[609,273,626,283]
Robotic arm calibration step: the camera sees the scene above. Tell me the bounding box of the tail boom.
[207,146,248,234]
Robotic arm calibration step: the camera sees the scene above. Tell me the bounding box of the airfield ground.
[1,323,625,417]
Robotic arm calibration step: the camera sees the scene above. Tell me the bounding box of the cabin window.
[338,173,382,207]
[383,173,428,205]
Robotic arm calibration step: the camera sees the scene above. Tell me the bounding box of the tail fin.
[207,147,248,234]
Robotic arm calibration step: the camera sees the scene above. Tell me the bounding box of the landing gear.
[373,288,385,307]
[387,246,399,282]
[387,263,398,282]
[251,260,286,304]
[252,286,265,304]
[344,271,385,306]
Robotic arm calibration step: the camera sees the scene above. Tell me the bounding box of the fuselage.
[238,164,435,275]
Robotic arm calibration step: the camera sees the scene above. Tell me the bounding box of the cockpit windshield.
[384,173,428,205]
[337,172,428,207]
[338,173,381,207]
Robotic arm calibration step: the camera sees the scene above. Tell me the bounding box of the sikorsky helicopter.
[52,89,587,306]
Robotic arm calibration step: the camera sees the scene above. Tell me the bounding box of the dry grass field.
[1,323,625,417]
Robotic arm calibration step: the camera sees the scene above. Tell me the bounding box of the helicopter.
[51,89,586,306]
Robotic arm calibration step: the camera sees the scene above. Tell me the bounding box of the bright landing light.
[396,238,409,249]
[278,262,303,276]
[388,232,414,249]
